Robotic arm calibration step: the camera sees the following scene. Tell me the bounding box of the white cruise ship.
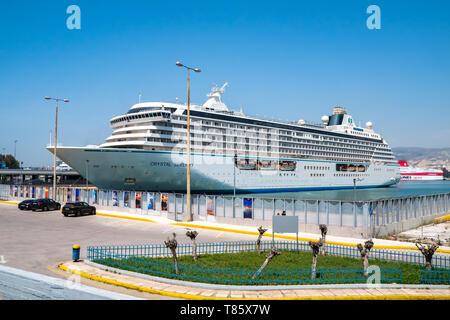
[47,83,400,193]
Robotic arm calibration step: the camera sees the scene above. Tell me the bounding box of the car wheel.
[44,206,48,211]
[91,209,96,215]
[63,213,68,217]
[76,210,80,217]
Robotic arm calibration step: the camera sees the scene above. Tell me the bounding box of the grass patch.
[93,249,449,285]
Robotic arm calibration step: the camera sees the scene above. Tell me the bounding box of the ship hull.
[49,146,400,193]
[400,173,444,181]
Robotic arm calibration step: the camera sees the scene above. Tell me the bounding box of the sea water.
[238,180,450,201]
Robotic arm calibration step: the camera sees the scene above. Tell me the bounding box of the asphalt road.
[0,203,254,299]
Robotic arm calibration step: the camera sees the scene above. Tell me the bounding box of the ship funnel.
[332,106,347,115]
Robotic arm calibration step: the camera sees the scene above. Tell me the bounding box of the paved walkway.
[59,261,450,300]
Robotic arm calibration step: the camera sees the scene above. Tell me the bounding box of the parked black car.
[62,202,96,217]
[30,199,61,212]
[18,199,34,210]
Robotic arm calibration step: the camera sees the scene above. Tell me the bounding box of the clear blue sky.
[1,0,449,166]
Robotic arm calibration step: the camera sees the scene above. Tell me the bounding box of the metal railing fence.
[87,240,450,285]
[87,240,450,270]
[420,270,450,284]
[91,255,401,285]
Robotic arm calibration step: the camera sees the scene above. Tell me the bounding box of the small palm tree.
[319,224,328,256]
[416,241,439,271]
[252,247,281,281]
[164,233,179,275]
[186,230,199,261]
[357,240,374,277]
[256,226,268,254]
[309,240,323,280]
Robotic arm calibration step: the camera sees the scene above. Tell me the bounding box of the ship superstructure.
[48,83,400,193]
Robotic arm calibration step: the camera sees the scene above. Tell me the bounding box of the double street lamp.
[176,61,201,222]
[44,96,69,199]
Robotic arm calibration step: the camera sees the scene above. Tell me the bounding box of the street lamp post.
[45,97,69,199]
[86,159,89,203]
[176,61,201,222]
[233,154,237,197]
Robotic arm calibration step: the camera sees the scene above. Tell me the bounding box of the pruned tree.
[416,241,439,271]
[252,247,281,281]
[164,233,179,275]
[186,230,199,261]
[319,224,328,256]
[357,240,374,277]
[256,226,268,255]
[309,240,323,280]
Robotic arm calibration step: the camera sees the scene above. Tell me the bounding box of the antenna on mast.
[138,92,142,103]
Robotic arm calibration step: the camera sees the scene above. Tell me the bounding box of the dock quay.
[1,184,449,239]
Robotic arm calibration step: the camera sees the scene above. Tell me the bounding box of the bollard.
[72,244,80,262]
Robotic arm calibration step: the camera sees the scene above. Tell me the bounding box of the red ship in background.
[398,160,444,181]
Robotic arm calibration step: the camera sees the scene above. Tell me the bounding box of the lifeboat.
[236,158,257,170]
[279,161,296,171]
[259,160,275,170]
[357,165,365,172]
[348,165,356,172]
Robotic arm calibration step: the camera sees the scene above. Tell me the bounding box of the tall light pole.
[14,140,17,159]
[86,159,89,203]
[176,61,201,222]
[45,96,69,199]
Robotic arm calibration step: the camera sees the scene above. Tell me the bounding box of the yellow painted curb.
[58,263,220,300]
[435,215,450,224]
[96,212,156,223]
[58,263,450,300]
[0,200,19,205]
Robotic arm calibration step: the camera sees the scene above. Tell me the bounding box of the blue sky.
[1,0,449,166]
